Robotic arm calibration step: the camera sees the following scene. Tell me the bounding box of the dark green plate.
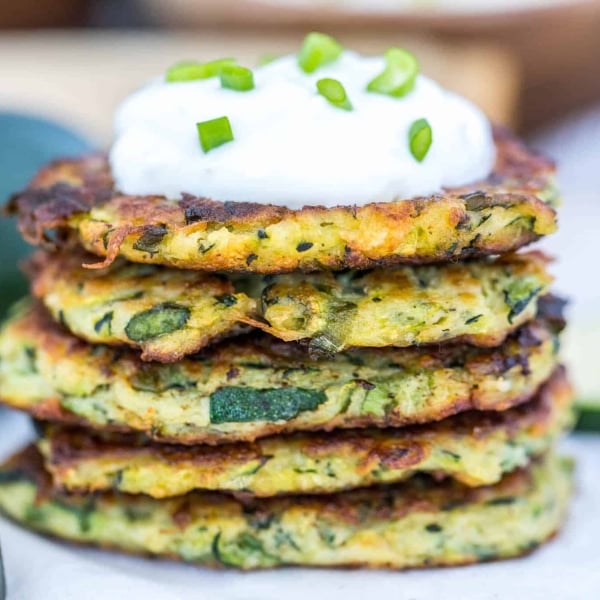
[0,113,92,317]
[576,403,600,432]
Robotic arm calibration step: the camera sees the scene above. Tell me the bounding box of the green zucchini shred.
[124,302,190,342]
[210,386,327,423]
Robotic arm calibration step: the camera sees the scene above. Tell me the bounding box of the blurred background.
[0,0,599,403]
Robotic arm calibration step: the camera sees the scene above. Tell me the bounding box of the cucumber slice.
[562,321,600,431]
[575,401,600,431]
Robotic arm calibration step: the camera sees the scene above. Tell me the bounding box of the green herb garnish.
[220,65,255,92]
[166,58,236,82]
[408,118,432,162]
[367,47,418,98]
[197,116,234,153]
[316,78,352,111]
[298,32,343,74]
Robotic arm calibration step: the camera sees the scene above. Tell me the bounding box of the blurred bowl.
[137,0,599,29]
[0,0,86,28]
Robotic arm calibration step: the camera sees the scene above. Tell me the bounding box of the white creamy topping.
[110,51,495,208]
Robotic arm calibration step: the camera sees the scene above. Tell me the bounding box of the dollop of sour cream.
[110,51,496,208]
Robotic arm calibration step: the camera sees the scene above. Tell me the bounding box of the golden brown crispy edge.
[6,128,557,273]
[38,366,572,492]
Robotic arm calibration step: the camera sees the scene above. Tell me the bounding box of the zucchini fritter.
[0,300,563,445]
[0,447,572,569]
[27,251,256,362]
[7,129,558,273]
[248,252,552,353]
[28,251,552,360]
[37,369,572,498]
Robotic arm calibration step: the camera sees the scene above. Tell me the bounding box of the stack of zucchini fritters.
[0,128,573,569]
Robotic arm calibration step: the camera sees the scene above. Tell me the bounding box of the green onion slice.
[298,32,343,73]
[408,118,433,162]
[316,78,352,111]
[166,58,236,82]
[197,116,234,153]
[220,65,255,92]
[367,48,419,98]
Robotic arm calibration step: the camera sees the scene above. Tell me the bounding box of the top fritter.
[7,34,558,273]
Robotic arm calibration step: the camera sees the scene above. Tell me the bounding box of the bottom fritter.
[0,447,572,570]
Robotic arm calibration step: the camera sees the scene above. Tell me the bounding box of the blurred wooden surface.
[139,0,599,29]
[438,3,600,131]
[0,0,87,29]
[137,0,600,132]
[0,30,519,147]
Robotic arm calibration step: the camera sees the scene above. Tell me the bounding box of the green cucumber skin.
[210,387,327,423]
[124,303,191,342]
[575,408,600,432]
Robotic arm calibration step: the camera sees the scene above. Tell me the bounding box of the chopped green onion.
[220,65,255,92]
[367,48,418,98]
[408,118,432,162]
[197,116,234,153]
[298,32,343,74]
[316,78,352,111]
[166,58,236,82]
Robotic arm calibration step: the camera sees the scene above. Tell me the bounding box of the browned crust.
[6,128,558,273]
[1,443,540,518]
